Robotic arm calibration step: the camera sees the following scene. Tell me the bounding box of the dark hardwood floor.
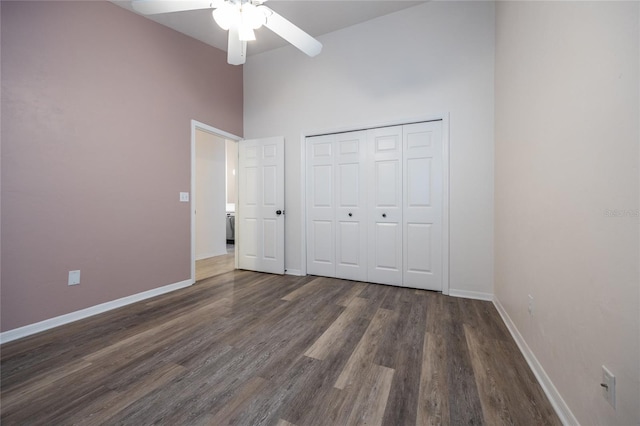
[1,268,561,425]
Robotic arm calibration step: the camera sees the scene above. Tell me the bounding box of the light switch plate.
[68,270,81,286]
[180,192,189,202]
[602,365,616,408]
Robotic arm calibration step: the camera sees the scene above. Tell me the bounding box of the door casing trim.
[190,120,242,282]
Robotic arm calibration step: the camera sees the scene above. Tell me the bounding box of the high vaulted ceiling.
[114,1,426,56]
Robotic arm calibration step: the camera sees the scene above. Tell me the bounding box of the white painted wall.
[195,129,227,260]
[244,1,495,294]
[495,2,639,425]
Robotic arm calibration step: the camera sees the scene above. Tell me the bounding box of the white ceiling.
[113,1,426,56]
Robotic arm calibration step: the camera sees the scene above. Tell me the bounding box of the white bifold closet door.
[402,122,443,290]
[367,126,403,285]
[306,131,367,281]
[306,120,443,291]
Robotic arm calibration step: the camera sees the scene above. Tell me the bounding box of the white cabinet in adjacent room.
[306,120,444,291]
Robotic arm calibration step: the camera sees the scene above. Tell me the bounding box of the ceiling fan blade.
[131,0,218,15]
[227,25,247,65]
[258,6,322,57]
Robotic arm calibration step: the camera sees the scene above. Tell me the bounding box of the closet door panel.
[406,223,431,272]
[337,163,359,206]
[336,221,361,267]
[307,135,336,277]
[374,222,401,268]
[311,220,334,264]
[374,161,401,206]
[335,131,367,281]
[367,126,403,285]
[403,121,443,290]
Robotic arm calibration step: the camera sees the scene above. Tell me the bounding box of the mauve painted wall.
[1,1,243,332]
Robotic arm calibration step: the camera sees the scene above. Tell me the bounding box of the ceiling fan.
[131,0,323,65]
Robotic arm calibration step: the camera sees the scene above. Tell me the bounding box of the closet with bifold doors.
[306,120,444,291]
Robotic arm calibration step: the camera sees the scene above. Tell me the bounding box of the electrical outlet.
[68,270,81,286]
[528,294,534,315]
[179,192,189,202]
[601,365,616,408]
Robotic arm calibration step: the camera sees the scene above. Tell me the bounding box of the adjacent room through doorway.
[194,126,238,281]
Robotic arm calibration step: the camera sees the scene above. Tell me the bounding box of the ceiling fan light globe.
[242,3,266,30]
[212,4,237,31]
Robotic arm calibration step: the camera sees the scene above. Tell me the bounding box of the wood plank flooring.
[195,247,235,281]
[0,270,561,425]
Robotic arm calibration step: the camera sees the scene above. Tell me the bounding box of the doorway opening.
[191,120,241,282]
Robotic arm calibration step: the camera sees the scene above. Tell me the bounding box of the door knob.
[382,213,387,218]
[276,210,282,216]
[348,213,353,217]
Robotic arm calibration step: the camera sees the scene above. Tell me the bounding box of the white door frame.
[300,113,451,295]
[190,120,242,283]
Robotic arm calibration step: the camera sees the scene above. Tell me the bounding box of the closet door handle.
[276,210,282,216]
[348,213,353,217]
[382,213,387,218]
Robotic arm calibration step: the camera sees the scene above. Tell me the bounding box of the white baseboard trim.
[196,252,227,261]
[285,269,303,276]
[448,288,494,301]
[493,297,579,426]
[0,279,194,345]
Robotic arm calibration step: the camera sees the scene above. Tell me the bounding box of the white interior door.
[403,121,443,290]
[335,131,367,281]
[238,136,285,274]
[367,126,403,285]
